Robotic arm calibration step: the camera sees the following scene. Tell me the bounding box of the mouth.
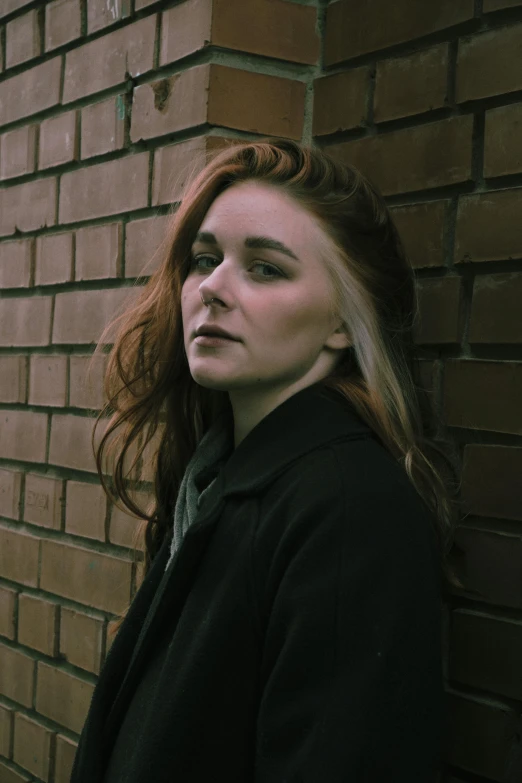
[194,334,239,347]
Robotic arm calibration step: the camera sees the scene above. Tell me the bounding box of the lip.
[194,334,239,347]
[194,324,240,341]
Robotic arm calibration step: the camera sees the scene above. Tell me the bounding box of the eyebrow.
[193,231,300,261]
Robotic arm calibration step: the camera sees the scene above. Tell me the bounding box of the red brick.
[81,95,126,159]
[35,232,74,286]
[414,277,462,345]
[28,355,67,407]
[454,526,522,608]
[88,0,131,32]
[45,0,81,51]
[443,360,522,436]
[327,115,473,196]
[6,9,41,68]
[125,214,169,277]
[65,480,106,540]
[13,713,53,781]
[0,0,34,19]
[0,527,39,587]
[24,473,64,530]
[0,704,13,757]
[36,662,94,734]
[461,444,522,521]
[52,287,135,345]
[0,58,61,126]
[0,126,37,180]
[0,239,33,288]
[160,0,211,63]
[59,153,149,224]
[0,469,22,519]
[312,68,369,137]
[469,272,522,344]
[457,23,522,102]
[75,223,122,280]
[109,495,149,549]
[0,762,31,783]
[0,356,27,403]
[0,297,52,347]
[390,201,447,269]
[69,353,107,409]
[374,43,449,123]
[484,102,522,178]
[0,586,17,640]
[0,411,48,462]
[0,178,57,237]
[48,414,96,472]
[63,16,156,103]
[324,0,474,65]
[454,189,522,264]
[40,538,132,613]
[39,111,78,170]
[18,594,58,656]
[55,734,77,783]
[60,607,104,673]
[0,644,34,707]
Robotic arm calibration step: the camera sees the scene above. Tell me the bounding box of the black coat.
[71,381,445,782]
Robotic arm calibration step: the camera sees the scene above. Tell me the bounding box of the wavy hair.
[94,137,463,606]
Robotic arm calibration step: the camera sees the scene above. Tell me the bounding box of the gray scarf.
[165,412,234,572]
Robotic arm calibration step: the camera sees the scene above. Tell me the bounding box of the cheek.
[259,289,331,341]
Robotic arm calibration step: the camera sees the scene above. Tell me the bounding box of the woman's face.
[181,180,350,398]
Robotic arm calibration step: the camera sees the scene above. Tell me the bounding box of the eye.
[190,255,284,280]
[251,262,284,279]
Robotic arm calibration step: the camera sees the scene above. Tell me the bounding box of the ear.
[324,322,352,351]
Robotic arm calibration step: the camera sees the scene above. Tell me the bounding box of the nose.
[198,259,232,308]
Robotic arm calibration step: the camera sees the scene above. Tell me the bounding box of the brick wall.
[0,0,520,781]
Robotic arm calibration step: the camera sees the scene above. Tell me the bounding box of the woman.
[71,138,461,782]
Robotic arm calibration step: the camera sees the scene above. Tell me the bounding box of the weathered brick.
[312,68,369,137]
[414,277,462,345]
[24,473,64,530]
[63,15,156,103]
[135,0,156,7]
[0,356,27,404]
[53,287,134,344]
[35,232,74,286]
[455,189,522,263]
[45,0,82,51]
[454,526,522,608]
[0,58,61,126]
[324,0,474,65]
[81,95,126,159]
[69,353,107,409]
[28,355,67,407]
[457,23,522,101]
[0,469,22,519]
[390,201,447,269]
[0,762,31,783]
[65,480,106,540]
[0,704,13,757]
[0,238,33,288]
[88,0,131,33]
[461,444,522,521]
[6,9,40,68]
[0,126,37,180]
[484,103,522,178]
[0,297,52,347]
[36,662,95,734]
[13,713,53,781]
[0,644,34,707]
[48,414,96,472]
[55,734,77,783]
[0,0,34,20]
[0,178,57,237]
[75,223,122,280]
[443,360,522,436]
[60,607,104,674]
[109,495,148,549]
[160,0,211,63]
[374,43,449,122]
[0,411,48,462]
[18,594,58,657]
[0,527,39,586]
[327,115,473,196]
[451,609,522,700]
[0,586,17,640]
[469,272,522,344]
[40,538,132,613]
[59,153,149,224]
[39,111,78,170]
[125,214,169,277]
[446,692,519,780]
